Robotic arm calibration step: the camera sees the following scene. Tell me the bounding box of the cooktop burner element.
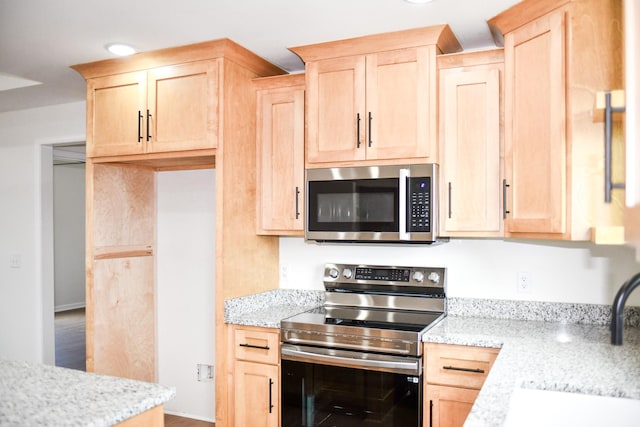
[280,263,446,357]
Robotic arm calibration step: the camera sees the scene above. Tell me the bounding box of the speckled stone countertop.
[224,290,640,426]
[224,289,324,328]
[0,359,176,426]
[424,315,640,427]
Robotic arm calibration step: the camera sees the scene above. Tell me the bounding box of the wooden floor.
[56,309,215,426]
[54,308,86,371]
[165,414,215,426]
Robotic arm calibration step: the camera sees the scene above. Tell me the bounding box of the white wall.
[279,238,640,306]
[157,169,216,422]
[53,163,85,311]
[0,102,86,363]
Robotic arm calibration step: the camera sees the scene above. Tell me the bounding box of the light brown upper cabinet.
[438,50,504,237]
[489,0,624,240]
[254,74,305,236]
[290,26,462,168]
[82,60,219,157]
[623,0,640,251]
[73,40,284,161]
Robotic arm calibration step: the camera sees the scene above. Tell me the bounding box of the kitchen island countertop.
[0,359,175,426]
[423,316,640,427]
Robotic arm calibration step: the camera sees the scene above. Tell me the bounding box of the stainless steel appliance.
[305,164,440,243]
[281,263,446,427]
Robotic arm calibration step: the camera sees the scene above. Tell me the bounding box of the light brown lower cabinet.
[426,385,479,427]
[424,343,499,427]
[231,326,280,427]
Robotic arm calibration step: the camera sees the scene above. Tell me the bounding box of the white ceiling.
[0,0,521,114]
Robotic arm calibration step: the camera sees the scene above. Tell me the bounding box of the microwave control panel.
[407,177,431,232]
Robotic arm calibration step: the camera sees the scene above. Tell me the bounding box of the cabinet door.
[89,163,156,382]
[86,72,147,157]
[234,361,279,427]
[425,384,479,427]
[503,10,566,234]
[439,66,502,236]
[366,47,434,161]
[256,85,305,235]
[306,55,366,164]
[147,60,219,153]
[92,256,155,382]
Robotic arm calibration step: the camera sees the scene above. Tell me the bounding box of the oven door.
[281,344,423,427]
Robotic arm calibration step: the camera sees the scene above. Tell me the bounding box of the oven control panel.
[324,263,445,288]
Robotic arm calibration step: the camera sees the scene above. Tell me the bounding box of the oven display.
[355,267,410,282]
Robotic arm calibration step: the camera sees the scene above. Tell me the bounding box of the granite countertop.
[423,316,640,427]
[0,359,176,427]
[225,290,640,426]
[224,289,324,328]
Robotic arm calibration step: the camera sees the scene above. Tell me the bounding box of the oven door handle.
[281,344,421,376]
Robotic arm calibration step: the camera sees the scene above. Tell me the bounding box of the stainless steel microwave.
[305,164,439,243]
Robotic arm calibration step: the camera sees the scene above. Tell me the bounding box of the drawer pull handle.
[442,365,485,374]
[239,343,270,350]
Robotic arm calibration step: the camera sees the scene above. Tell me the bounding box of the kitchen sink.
[504,387,640,427]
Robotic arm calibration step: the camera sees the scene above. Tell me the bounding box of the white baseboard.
[54,302,86,312]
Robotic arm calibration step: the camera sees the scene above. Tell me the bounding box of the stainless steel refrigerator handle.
[281,345,420,375]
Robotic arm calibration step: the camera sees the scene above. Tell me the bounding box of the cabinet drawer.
[425,343,499,389]
[234,327,279,365]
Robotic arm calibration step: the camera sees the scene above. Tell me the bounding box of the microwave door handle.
[399,168,409,240]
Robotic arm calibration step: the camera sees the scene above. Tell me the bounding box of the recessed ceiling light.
[106,43,136,57]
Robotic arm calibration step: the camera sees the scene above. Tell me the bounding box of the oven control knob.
[427,272,441,284]
[342,268,353,279]
[328,267,340,279]
[412,271,425,283]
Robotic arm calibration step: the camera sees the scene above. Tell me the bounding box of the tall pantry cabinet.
[72,39,284,426]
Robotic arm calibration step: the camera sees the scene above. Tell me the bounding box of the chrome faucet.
[611,272,640,345]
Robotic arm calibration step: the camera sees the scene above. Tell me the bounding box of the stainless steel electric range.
[280,263,446,427]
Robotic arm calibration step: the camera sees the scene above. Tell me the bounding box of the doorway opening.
[45,143,87,370]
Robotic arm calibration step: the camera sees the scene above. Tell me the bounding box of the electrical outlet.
[517,272,532,293]
[197,364,214,382]
[9,254,21,269]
